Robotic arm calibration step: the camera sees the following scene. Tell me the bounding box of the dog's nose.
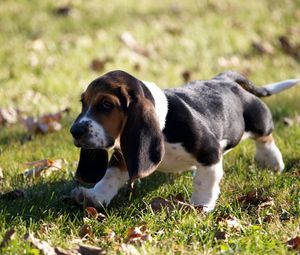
[70,122,88,139]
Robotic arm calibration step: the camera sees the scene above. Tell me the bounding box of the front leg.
[71,167,129,207]
[191,157,223,212]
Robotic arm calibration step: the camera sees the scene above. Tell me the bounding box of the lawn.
[0,0,300,254]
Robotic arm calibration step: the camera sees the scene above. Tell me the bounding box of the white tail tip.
[263,79,300,94]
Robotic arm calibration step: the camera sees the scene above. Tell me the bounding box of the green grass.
[0,0,300,254]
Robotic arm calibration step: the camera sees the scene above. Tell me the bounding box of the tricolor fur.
[70,70,299,211]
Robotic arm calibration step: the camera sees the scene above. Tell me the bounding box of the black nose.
[70,122,88,139]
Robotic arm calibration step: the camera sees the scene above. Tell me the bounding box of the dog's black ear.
[120,94,165,180]
[75,149,108,184]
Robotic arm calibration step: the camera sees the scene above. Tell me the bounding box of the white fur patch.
[158,142,197,173]
[220,132,253,154]
[191,158,224,212]
[143,81,168,130]
[255,140,284,172]
[71,167,129,206]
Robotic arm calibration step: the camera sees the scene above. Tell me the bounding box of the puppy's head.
[71,70,164,181]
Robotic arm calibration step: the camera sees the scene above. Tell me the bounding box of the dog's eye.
[100,99,114,111]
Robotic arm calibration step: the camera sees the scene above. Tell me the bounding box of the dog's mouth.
[73,137,115,150]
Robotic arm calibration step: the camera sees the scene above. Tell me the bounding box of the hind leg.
[244,96,284,172]
[254,134,284,172]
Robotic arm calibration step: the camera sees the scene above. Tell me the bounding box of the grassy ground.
[0,0,300,254]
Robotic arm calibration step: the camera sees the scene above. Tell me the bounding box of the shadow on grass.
[0,171,173,225]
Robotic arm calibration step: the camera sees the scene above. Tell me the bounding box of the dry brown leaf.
[286,236,300,251]
[182,70,192,83]
[77,244,105,255]
[214,230,228,241]
[238,189,274,209]
[90,57,112,72]
[278,36,300,60]
[21,108,70,134]
[217,215,241,229]
[54,5,72,16]
[150,195,203,213]
[0,189,26,200]
[120,32,150,58]
[24,158,66,179]
[24,232,56,255]
[0,228,16,248]
[283,116,300,126]
[125,225,152,244]
[252,40,274,55]
[262,213,276,223]
[84,207,106,221]
[54,247,80,255]
[78,224,93,239]
[150,197,171,212]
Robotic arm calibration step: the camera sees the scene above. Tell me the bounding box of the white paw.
[255,142,284,172]
[255,154,284,172]
[190,196,215,212]
[70,187,103,208]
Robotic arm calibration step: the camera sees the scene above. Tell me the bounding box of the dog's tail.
[215,71,300,97]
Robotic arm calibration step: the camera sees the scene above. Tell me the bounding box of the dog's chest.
[158,142,197,173]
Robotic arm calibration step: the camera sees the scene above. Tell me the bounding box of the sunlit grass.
[0,0,300,254]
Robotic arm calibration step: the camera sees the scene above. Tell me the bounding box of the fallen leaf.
[21,108,70,134]
[252,40,274,55]
[182,70,192,83]
[24,232,56,255]
[24,159,54,168]
[125,225,152,244]
[78,224,93,239]
[90,57,112,72]
[77,244,105,255]
[165,25,182,36]
[217,215,242,229]
[214,230,228,241]
[262,213,276,223]
[278,35,300,60]
[85,207,106,221]
[54,247,79,255]
[0,189,26,200]
[150,197,171,212]
[0,107,20,126]
[238,189,274,209]
[150,195,203,213]
[53,5,72,16]
[24,158,66,179]
[286,236,300,251]
[120,32,150,57]
[0,228,16,248]
[283,116,300,126]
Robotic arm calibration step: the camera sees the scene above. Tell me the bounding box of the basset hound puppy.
[70,70,300,211]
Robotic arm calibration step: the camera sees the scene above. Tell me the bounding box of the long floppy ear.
[75,149,108,184]
[120,95,165,180]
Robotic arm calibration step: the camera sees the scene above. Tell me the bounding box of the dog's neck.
[142,81,168,130]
